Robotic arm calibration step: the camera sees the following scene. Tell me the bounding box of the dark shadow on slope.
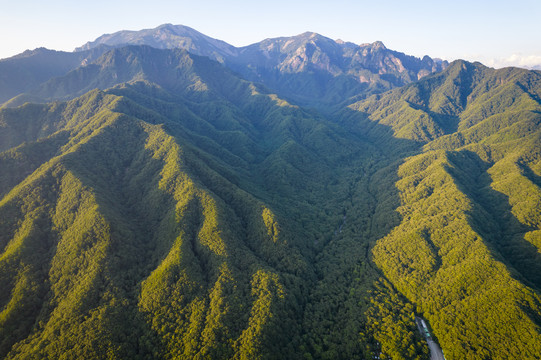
[446,150,541,290]
[337,106,423,157]
[0,210,55,358]
[0,77,428,359]
[518,160,541,189]
[297,106,427,359]
[229,69,378,111]
[0,131,71,198]
[0,46,114,105]
[56,119,268,358]
[51,127,171,358]
[59,110,308,358]
[406,101,461,135]
[128,82,426,359]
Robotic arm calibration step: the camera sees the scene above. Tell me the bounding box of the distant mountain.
[226,31,447,106]
[75,24,237,62]
[0,24,448,109]
[3,45,271,107]
[73,24,448,107]
[8,46,223,105]
[0,46,111,104]
[346,60,541,142]
[232,32,445,78]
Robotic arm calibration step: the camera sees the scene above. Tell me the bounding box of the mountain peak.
[74,23,236,61]
[157,23,175,29]
[296,31,336,44]
[371,40,387,50]
[68,25,448,107]
[297,31,320,39]
[3,25,448,109]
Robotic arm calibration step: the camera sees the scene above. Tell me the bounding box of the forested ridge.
[0,29,540,359]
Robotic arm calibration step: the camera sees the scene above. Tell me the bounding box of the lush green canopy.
[0,44,540,359]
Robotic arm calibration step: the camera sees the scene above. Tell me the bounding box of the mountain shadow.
[446,150,541,289]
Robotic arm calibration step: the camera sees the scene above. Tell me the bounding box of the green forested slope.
[0,50,429,359]
[0,46,112,104]
[0,86,308,359]
[346,61,541,359]
[0,45,540,360]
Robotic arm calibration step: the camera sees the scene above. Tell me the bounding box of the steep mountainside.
[75,24,237,62]
[344,60,541,358]
[0,47,430,359]
[0,46,112,104]
[227,32,447,106]
[75,24,447,107]
[4,46,244,106]
[1,24,447,109]
[0,27,540,360]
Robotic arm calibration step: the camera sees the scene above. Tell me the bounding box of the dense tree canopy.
[0,44,540,359]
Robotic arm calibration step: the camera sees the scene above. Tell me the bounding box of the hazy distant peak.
[296,31,336,43]
[371,40,386,49]
[75,23,237,61]
[255,31,334,46]
[335,39,357,47]
[5,47,63,61]
[2,24,448,108]
[297,31,318,37]
[357,40,387,50]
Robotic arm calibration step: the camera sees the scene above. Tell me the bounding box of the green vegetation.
[0,46,112,104]
[0,40,540,360]
[354,61,541,359]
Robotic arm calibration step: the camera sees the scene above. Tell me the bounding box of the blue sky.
[1,0,540,68]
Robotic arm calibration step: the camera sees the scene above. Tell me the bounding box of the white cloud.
[483,54,541,69]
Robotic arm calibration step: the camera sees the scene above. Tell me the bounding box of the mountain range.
[0,24,447,108]
[0,24,540,360]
